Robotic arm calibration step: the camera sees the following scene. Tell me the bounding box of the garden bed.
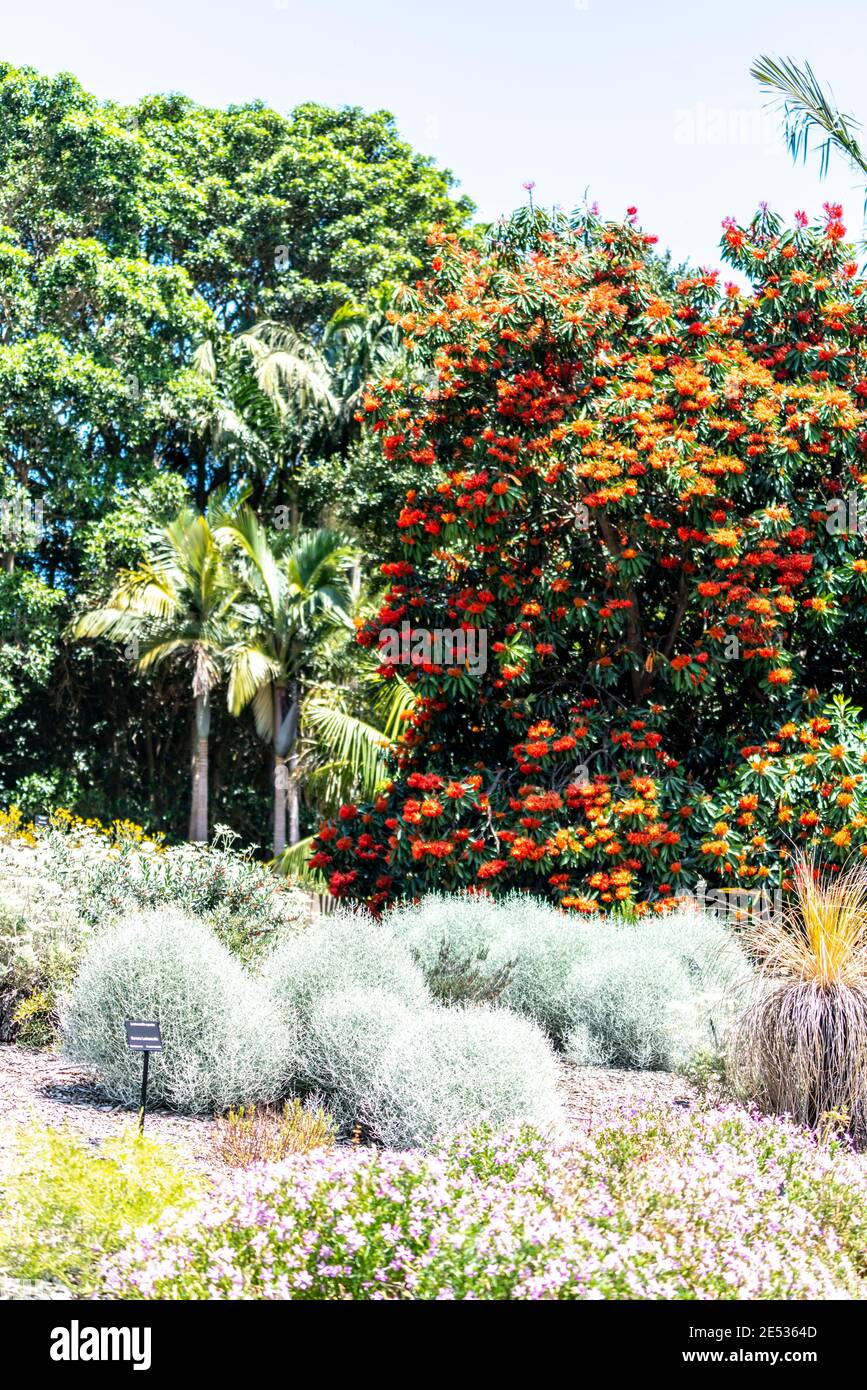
[0,1046,220,1182]
[0,1044,696,1176]
[0,1044,700,1301]
[5,1043,867,1302]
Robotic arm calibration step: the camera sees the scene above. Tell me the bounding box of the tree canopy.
[312,203,867,912]
[0,63,475,841]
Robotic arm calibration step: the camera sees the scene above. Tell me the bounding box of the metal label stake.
[125,1019,163,1135]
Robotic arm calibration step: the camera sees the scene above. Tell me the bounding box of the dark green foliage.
[416,939,516,1008]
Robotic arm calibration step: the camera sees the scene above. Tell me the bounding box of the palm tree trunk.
[288,677,301,847]
[273,684,287,857]
[189,688,210,843]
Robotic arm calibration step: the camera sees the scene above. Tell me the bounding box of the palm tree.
[193,322,339,520]
[222,509,356,854]
[752,57,867,191]
[73,508,239,843]
[194,294,407,521]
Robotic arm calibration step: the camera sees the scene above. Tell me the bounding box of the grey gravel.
[0,1044,224,1181]
[557,1063,696,1137]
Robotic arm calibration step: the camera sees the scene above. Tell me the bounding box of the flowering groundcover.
[107,1105,867,1300]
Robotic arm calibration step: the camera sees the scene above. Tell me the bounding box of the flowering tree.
[311,202,867,913]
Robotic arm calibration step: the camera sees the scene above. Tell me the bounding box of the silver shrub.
[386,891,502,964]
[300,987,411,1130]
[562,1020,607,1068]
[386,891,592,1041]
[562,911,753,1070]
[41,827,309,963]
[364,1004,563,1150]
[62,908,295,1113]
[387,894,752,1065]
[563,954,699,1070]
[264,908,430,1026]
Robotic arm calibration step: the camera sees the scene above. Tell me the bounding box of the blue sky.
[3,0,866,272]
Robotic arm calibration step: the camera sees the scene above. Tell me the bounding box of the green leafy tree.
[0,62,472,834]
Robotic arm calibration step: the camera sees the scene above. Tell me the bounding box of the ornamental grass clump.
[63,908,295,1113]
[732,857,867,1143]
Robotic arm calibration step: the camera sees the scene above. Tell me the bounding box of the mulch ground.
[0,1045,221,1180]
[557,1063,695,1136]
[0,1044,696,1180]
[0,1043,698,1300]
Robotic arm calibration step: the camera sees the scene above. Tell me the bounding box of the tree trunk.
[273,684,288,857]
[189,688,211,843]
[287,676,300,847]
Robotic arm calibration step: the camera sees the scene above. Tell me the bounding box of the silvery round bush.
[264,909,429,1026]
[499,918,594,1042]
[388,894,751,1065]
[563,953,698,1070]
[386,891,591,1041]
[300,987,411,1129]
[562,1020,606,1068]
[62,908,295,1113]
[560,911,752,1069]
[386,891,501,965]
[364,1005,563,1149]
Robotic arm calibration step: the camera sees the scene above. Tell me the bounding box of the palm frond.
[220,507,285,621]
[752,55,866,179]
[304,698,392,803]
[191,337,217,381]
[73,507,237,688]
[210,403,272,471]
[270,835,324,887]
[225,642,279,717]
[373,674,417,742]
[234,320,338,418]
[71,606,144,642]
